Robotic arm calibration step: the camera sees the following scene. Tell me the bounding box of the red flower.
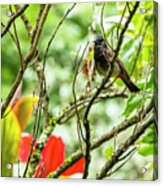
[19,133,85,178]
[19,133,33,162]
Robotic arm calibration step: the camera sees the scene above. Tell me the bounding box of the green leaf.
[137,67,154,93]
[105,2,118,17]
[142,131,157,144]
[138,144,157,157]
[1,107,21,177]
[123,95,142,117]
[136,125,157,146]
[104,146,114,160]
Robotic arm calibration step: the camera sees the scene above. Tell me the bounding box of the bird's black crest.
[95,34,104,42]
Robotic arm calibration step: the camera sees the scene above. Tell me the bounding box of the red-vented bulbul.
[94,35,140,92]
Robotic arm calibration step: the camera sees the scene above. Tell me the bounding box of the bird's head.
[94,34,105,46]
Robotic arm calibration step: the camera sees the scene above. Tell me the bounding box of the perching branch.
[82,2,139,179]
[48,99,153,178]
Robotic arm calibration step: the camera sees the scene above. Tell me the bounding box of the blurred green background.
[1,1,157,180]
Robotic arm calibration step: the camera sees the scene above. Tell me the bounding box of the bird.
[94,34,140,92]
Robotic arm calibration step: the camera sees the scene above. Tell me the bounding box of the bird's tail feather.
[122,77,140,92]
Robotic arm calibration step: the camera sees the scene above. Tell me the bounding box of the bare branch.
[43,3,76,67]
[23,92,41,177]
[9,5,24,69]
[1,5,29,37]
[106,147,137,177]
[31,5,45,44]
[1,5,51,117]
[14,5,32,37]
[1,22,17,46]
[72,46,85,153]
[82,2,140,179]
[130,19,150,76]
[48,99,153,178]
[116,3,127,39]
[27,4,51,63]
[96,114,154,179]
[100,3,113,50]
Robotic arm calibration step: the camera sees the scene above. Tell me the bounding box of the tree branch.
[31,5,45,44]
[48,99,153,178]
[96,114,154,179]
[9,5,24,69]
[1,5,51,117]
[82,2,139,179]
[1,5,29,37]
[14,5,32,37]
[43,3,76,67]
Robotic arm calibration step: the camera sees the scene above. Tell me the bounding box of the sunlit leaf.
[12,96,39,131]
[138,144,157,157]
[123,94,142,117]
[1,107,21,177]
[137,67,154,92]
[104,146,114,160]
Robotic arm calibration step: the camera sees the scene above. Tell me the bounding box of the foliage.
[1,1,157,180]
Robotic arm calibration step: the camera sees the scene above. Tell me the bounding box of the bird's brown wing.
[116,58,131,80]
[102,47,113,62]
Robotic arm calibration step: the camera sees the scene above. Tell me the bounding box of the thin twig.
[40,3,76,128]
[1,5,51,117]
[9,5,24,69]
[117,3,127,39]
[96,114,153,179]
[36,4,76,129]
[133,60,152,135]
[82,2,140,179]
[1,5,29,37]
[1,22,17,46]
[118,146,137,161]
[14,5,32,37]
[48,99,153,178]
[100,2,113,50]
[130,20,150,76]
[106,147,137,177]
[58,91,127,124]
[126,2,131,13]
[18,159,21,177]
[43,3,76,68]
[22,61,42,177]
[122,18,150,93]
[31,5,45,44]
[23,106,42,177]
[27,4,51,63]
[72,46,85,153]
